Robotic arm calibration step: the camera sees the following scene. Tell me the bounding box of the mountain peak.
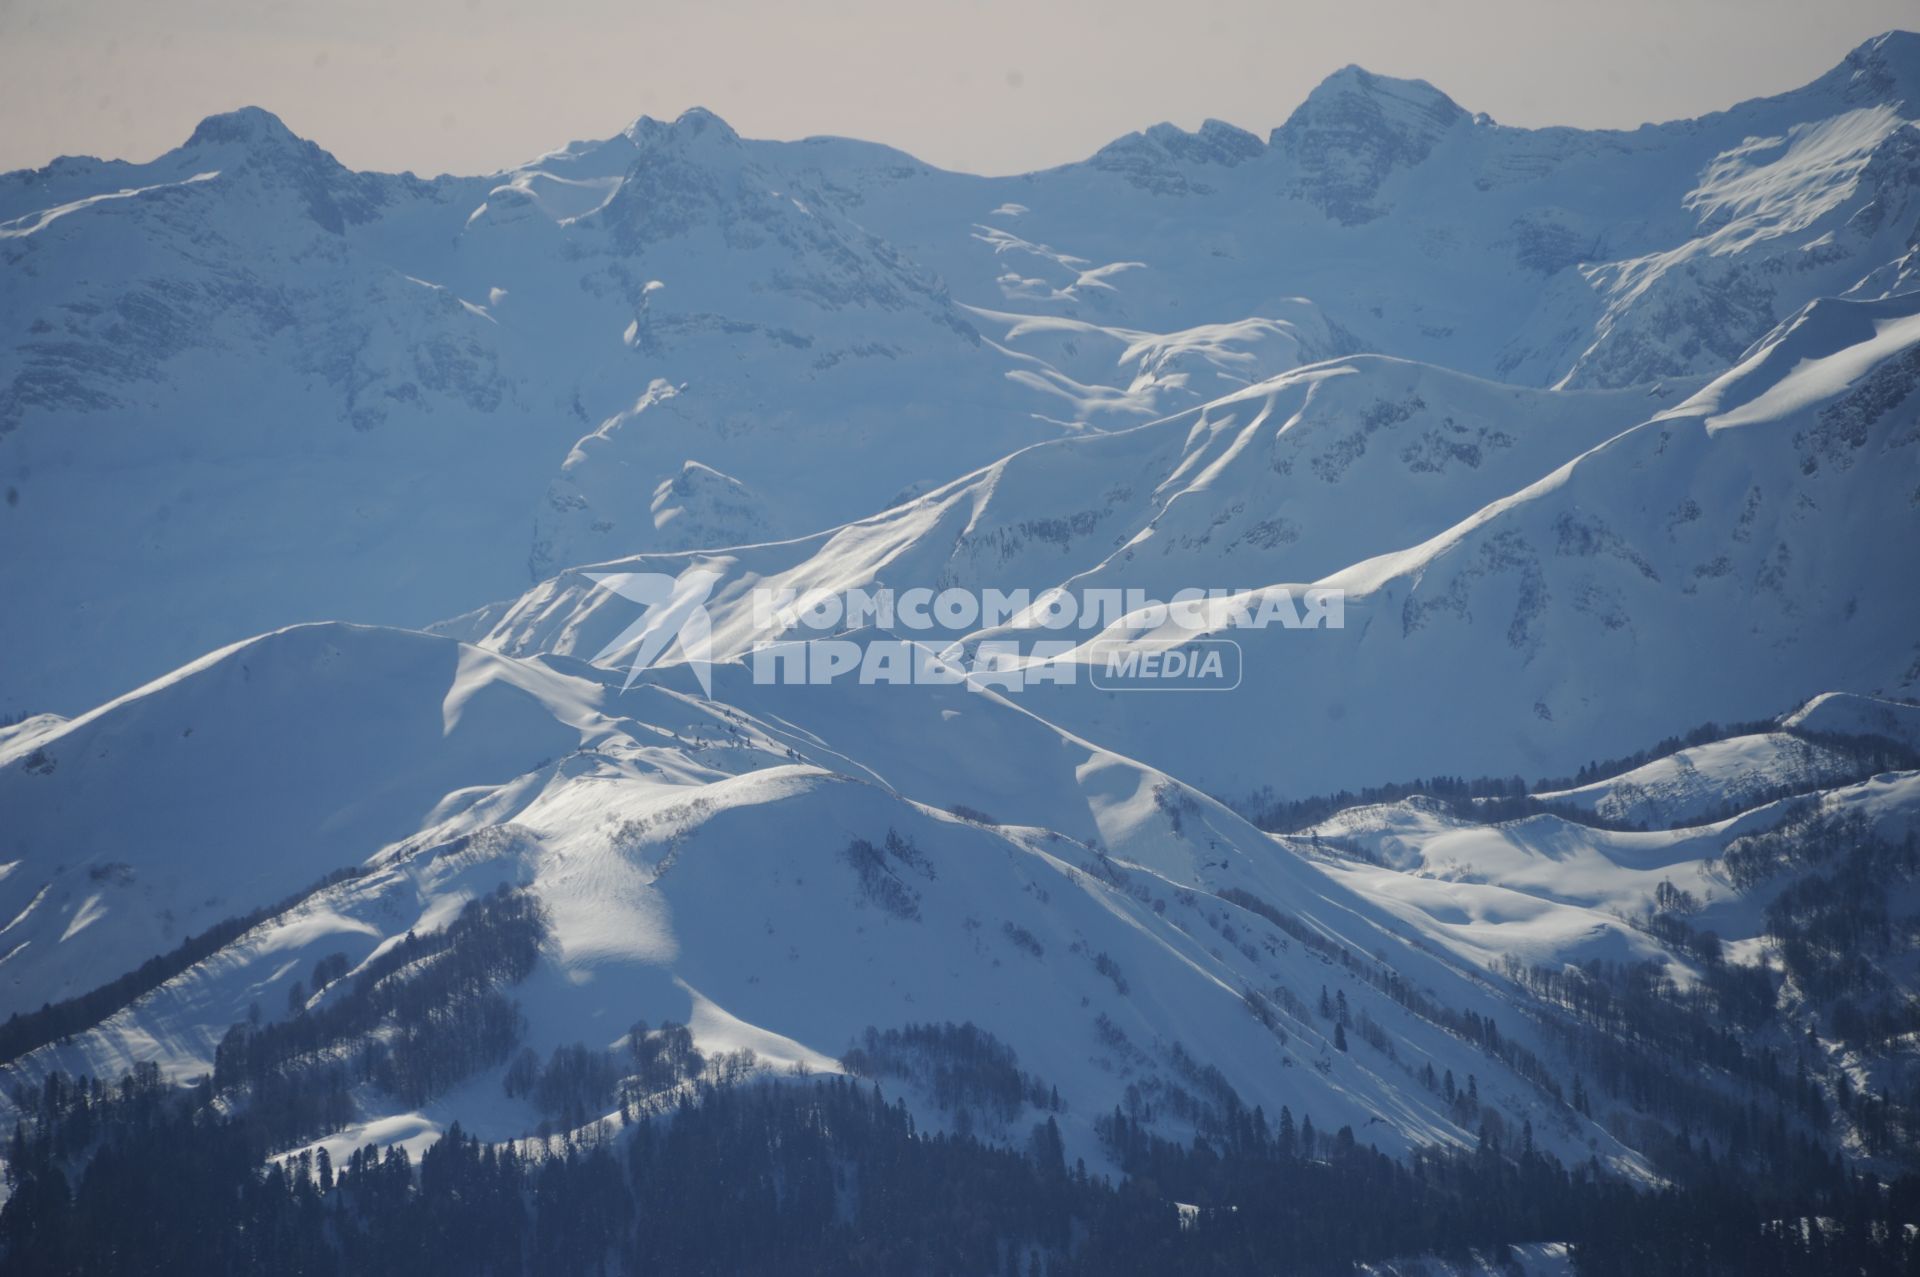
[1849,28,1920,65]
[176,104,376,233]
[1832,29,1920,107]
[1269,64,1467,224]
[1088,117,1265,193]
[622,106,742,149]
[1148,118,1266,160]
[673,106,738,140]
[183,105,308,153]
[1284,63,1467,134]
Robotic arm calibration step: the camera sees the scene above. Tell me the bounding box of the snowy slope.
[839,32,1920,388]
[463,353,1663,667]
[8,619,1918,1180]
[1314,770,1920,975]
[0,622,1654,1175]
[9,35,1920,719]
[468,288,1920,805]
[0,108,1227,715]
[1307,758,1920,1155]
[0,624,601,1005]
[5,31,1920,1196]
[1783,691,1920,751]
[1534,732,1869,829]
[1017,291,1920,801]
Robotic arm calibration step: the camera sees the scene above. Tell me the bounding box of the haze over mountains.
[3,29,1920,1223]
[6,31,1918,717]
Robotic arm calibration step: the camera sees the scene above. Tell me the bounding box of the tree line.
[8,1061,1920,1274]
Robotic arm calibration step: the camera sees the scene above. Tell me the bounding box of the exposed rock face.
[1268,66,1467,224]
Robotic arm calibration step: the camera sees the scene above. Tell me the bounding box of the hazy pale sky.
[1,0,1914,177]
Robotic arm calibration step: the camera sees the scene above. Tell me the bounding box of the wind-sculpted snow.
[467,354,1658,671]
[0,621,1656,1174]
[475,290,1920,802]
[1528,106,1920,389]
[0,624,603,1006]
[8,36,1920,716]
[1015,293,1920,800]
[965,301,1345,426]
[7,609,1917,1179]
[1533,732,1869,829]
[466,294,1919,807]
[7,30,1920,1192]
[1308,746,1920,1160]
[1309,768,1920,990]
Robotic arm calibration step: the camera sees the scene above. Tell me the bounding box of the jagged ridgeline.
[5,34,1920,717]
[4,28,1920,1277]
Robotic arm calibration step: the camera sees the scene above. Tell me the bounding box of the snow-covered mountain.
[4,31,1920,1212]
[7,33,1920,716]
[0,620,1654,1172]
[466,286,1920,802]
[9,612,1916,1179]
[459,353,1661,667]
[1019,289,1920,800]
[7,623,1918,1184]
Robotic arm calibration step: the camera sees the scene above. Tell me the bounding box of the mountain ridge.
[5,36,1920,1212]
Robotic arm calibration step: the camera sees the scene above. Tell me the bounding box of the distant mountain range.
[5,32,1918,717]
[3,29,1919,1236]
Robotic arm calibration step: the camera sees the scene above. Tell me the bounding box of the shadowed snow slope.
[8,35,1920,714]
[6,33,1920,1188]
[1021,292,1920,799]
[467,291,1920,802]
[0,622,1660,1172]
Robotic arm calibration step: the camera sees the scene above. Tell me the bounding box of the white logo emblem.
[586,569,722,695]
